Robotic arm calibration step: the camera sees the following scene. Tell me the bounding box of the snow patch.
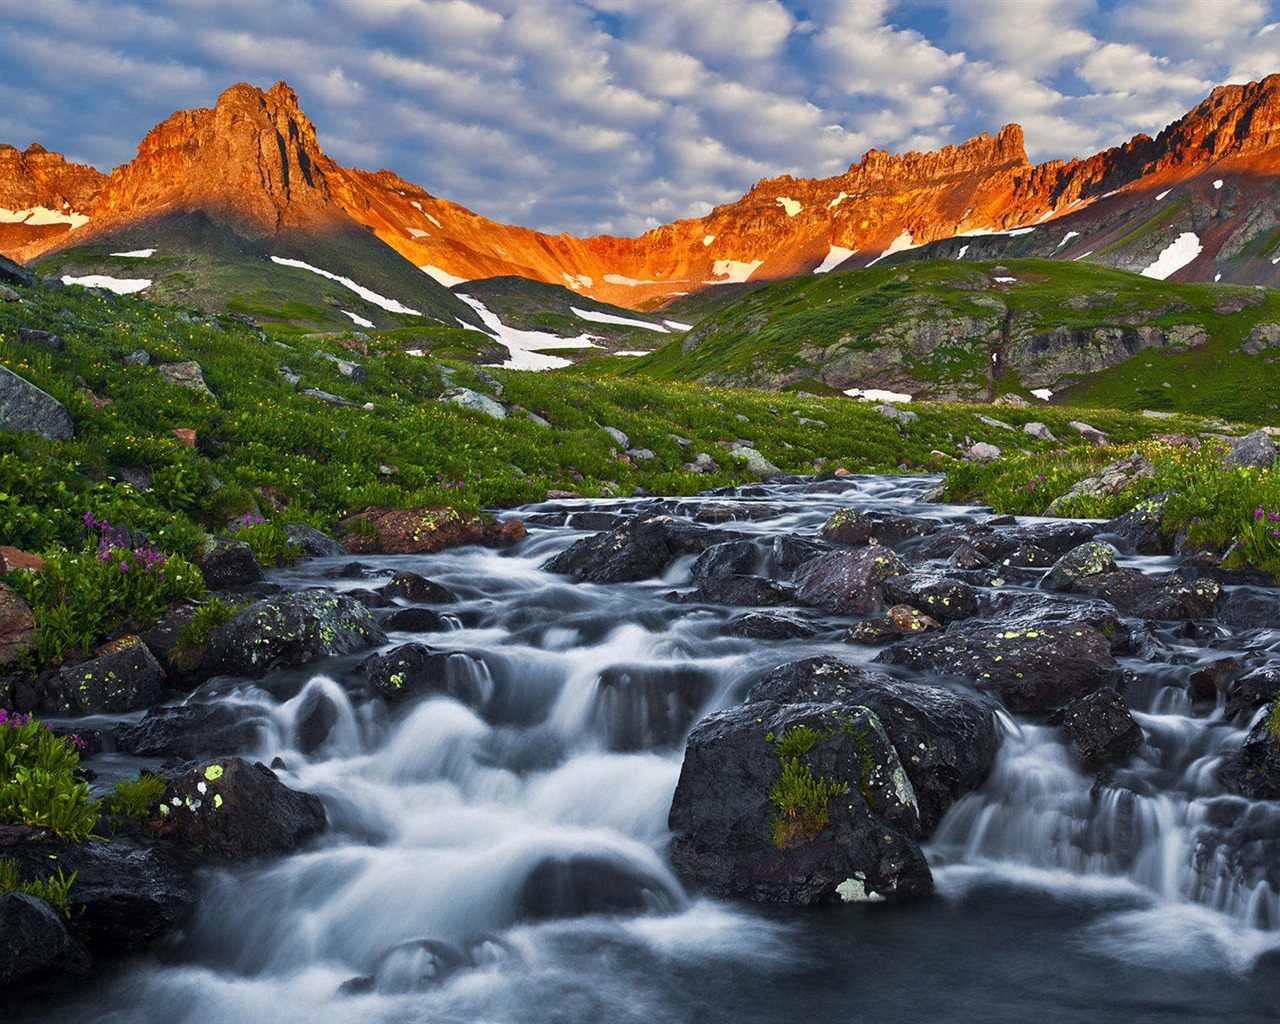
[408,228,429,238]
[664,319,693,331]
[604,273,659,286]
[813,245,856,274]
[457,294,596,371]
[110,248,156,258]
[703,234,715,246]
[710,259,763,284]
[570,306,669,333]
[1140,232,1202,280]
[410,201,422,210]
[1073,251,1094,261]
[867,230,915,267]
[844,387,912,403]
[562,273,594,290]
[1031,388,1053,400]
[1156,190,1171,201]
[420,265,468,288]
[343,310,375,328]
[1007,227,1035,236]
[957,244,970,259]
[828,191,848,209]
[776,197,801,217]
[61,274,150,294]
[994,276,1016,283]
[0,205,89,228]
[614,350,650,357]
[426,214,442,228]
[269,256,422,315]
[1215,273,1222,282]
[1056,231,1080,248]
[1213,179,1224,190]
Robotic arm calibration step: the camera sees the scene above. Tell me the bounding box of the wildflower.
[1256,507,1265,520]
[120,561,130,573]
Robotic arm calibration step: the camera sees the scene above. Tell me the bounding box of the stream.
[19,475,1280,1023]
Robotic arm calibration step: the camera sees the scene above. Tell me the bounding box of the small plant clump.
[1266,694,1280,741]
[0,709,100,840]
[104,773,169,822]
[0,856,77,919]
[227,513,299,568]
[766,725,849,850]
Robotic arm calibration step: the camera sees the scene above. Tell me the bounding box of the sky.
[1,0,1277,237]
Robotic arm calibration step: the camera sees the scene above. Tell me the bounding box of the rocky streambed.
[6,474,1280,1022]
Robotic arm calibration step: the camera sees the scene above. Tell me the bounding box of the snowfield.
[269,257,422,315]
[420,265,468,288]
[458,294,596,371]
[814,246,856,274]
[1140,233,1202,280]
[110,248,156,257]
[0,206,89,228]
[570,307,670,333]
[710,259,763,284]
[844,387,912,403]
[61,275,151,294]
[343,310,375,328]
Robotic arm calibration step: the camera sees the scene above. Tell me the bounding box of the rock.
[875,619,1118,713]
[1226,667,1280,721]
[0,892,90,989]
[16,327,63,350]
[316,352,366,382]
[690,540,760,579]
[518,854,681,920]
[730,447,784,476]
[820,508,938,547]
[1069,420,1108,445]
[994,393,1030,407]
[123,349,151,367]
[882,573,978,623]
[747,657,999,832]
[667,700,932,904]
[302,388,358,407]
[442,387,506,419]
[684,453,719,473]
[884,604,941,632]
[794,545,910,615]
[844,618,907,645]
[977,414,1014,431]
[602,425,630,448]
[964,441,1002,462]
[339,506,524,554]
[157,360,214,399]
[196,535,265,590]
[544,514,734,583]
[284,524,349,558]
[875,403,918,425]
[948,541,990,569]
[383,607,450,632]
[0,583,34,667]
[1042,541,1118,592]
[592,664,716,751]
[0,365,74,440]
[1053,687,1143,769]
[115,703,265,759]
[358,643,490,707]
[1222,429,1277,469]
[0,254,35,288]
[1024,421,1056,441]
[206,589,387,677]
[725,613,821,640]
[1217,719,1280,800]
[1187,657,1242,702]
[1067,569,1220,619]
[171,427,196,448]
[293,688,340,755]
[0,546,44,572]
[678,575,793,607]
[0,284,17,302]
[41,641,166,715]
[1101,490,1178,554]
[1044,452,1156,514]
[0,829,197,951]
[914,519,1097,564]
[382,571,458,604]
[160,757,326,858]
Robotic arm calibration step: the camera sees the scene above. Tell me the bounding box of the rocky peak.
[849,124,1029,187]
[0,144,105,212]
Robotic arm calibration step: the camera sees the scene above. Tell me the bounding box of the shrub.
[104,773,168,822]
[0,709,100,840]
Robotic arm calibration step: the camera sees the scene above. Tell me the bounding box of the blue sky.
[1,0,1276,236]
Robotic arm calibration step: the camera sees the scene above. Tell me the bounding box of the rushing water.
[21,476,1280,1023]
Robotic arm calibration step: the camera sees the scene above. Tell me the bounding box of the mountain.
[0,144,105,256]
[5,75,1280,315]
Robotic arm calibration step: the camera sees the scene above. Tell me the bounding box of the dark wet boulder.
[382,607,451,633]
[1042,541,1118,592]
[0,827,197,951]
[115,702,265,759]
[748,657,999,833]
[544,514,736,583]
[518,853,683,920]
[346,587,394,610]
[40,641,166,715]
[1218,587,1280,629]
[284,524,349,558]
[724,612,822,640]
[381,571,458,604]
[678,575,793,607]
[195,535,265,590]
[843,618,905,646]
[1101,490,1178,555]
[206,589,387,678]
[771,535,833,573]
[1187,657,1242,703]
[882,573,978,623]
[794,545,910,615]
[1067,569,1220,620]
[1051,687,1143,770]
[592,664,716,751]
[293,688,340,755]
[690,540,761,579]
[1217,720,1280,800]
[913,519,1095,566]
[1226,668,1280,722]
[668,700,931,904]
[136,603,208,685]
[948,541,990,569]
[358,642,490,708]
[875,619,1119,713]
[820,508,938,548]
[0,892,90,989]
[160,757,326,859]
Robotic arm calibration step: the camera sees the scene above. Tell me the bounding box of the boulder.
[115,703,265,759]
[875,619,1119,713]
[1187,657,1242,702]
[0,253,35,288]
[1041,541,1119,592]
[820,508,938,547]
[1217,719,1280,800]
[1101,490,1178,555]
[724,612,821,640]
[358,643,490,707]
[1225,668,1280,721]
[196,535,265,590]
[677,575,793,607]
[964,441,1001,462]
[668,700,931,904]
[730,447,784,476]
[602,425,629,448]
[0,583,34,667]
[382,607,451,633]
[316,352,366,382]
[793,545,910,615]
[1222,429,1277,470]
[0,546,44,572]
[518,853,681,921]
[16,327,63,351]
[339,506,524,554]
[0,828,197,951]
[0,892,90,989]
[1069,420,1108,445]
[284,524,349,558]
[157,360,214,399]
[206,589,387,677]
[441,387,505,419]
[875,404,918,425]
[159,757,326,859]
[882,572,978,622]
[1024,421,1056,441]
[381,571,458,604]
[545,514,736,583]
[40,641,166,715]
[690,540,760,579]
[0,365,74,440]
[1052,687,1144,770]
[293,688,340,755]
[1045,452,1155,514]
[123,349,151,367]
[1066,569,1220,620]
